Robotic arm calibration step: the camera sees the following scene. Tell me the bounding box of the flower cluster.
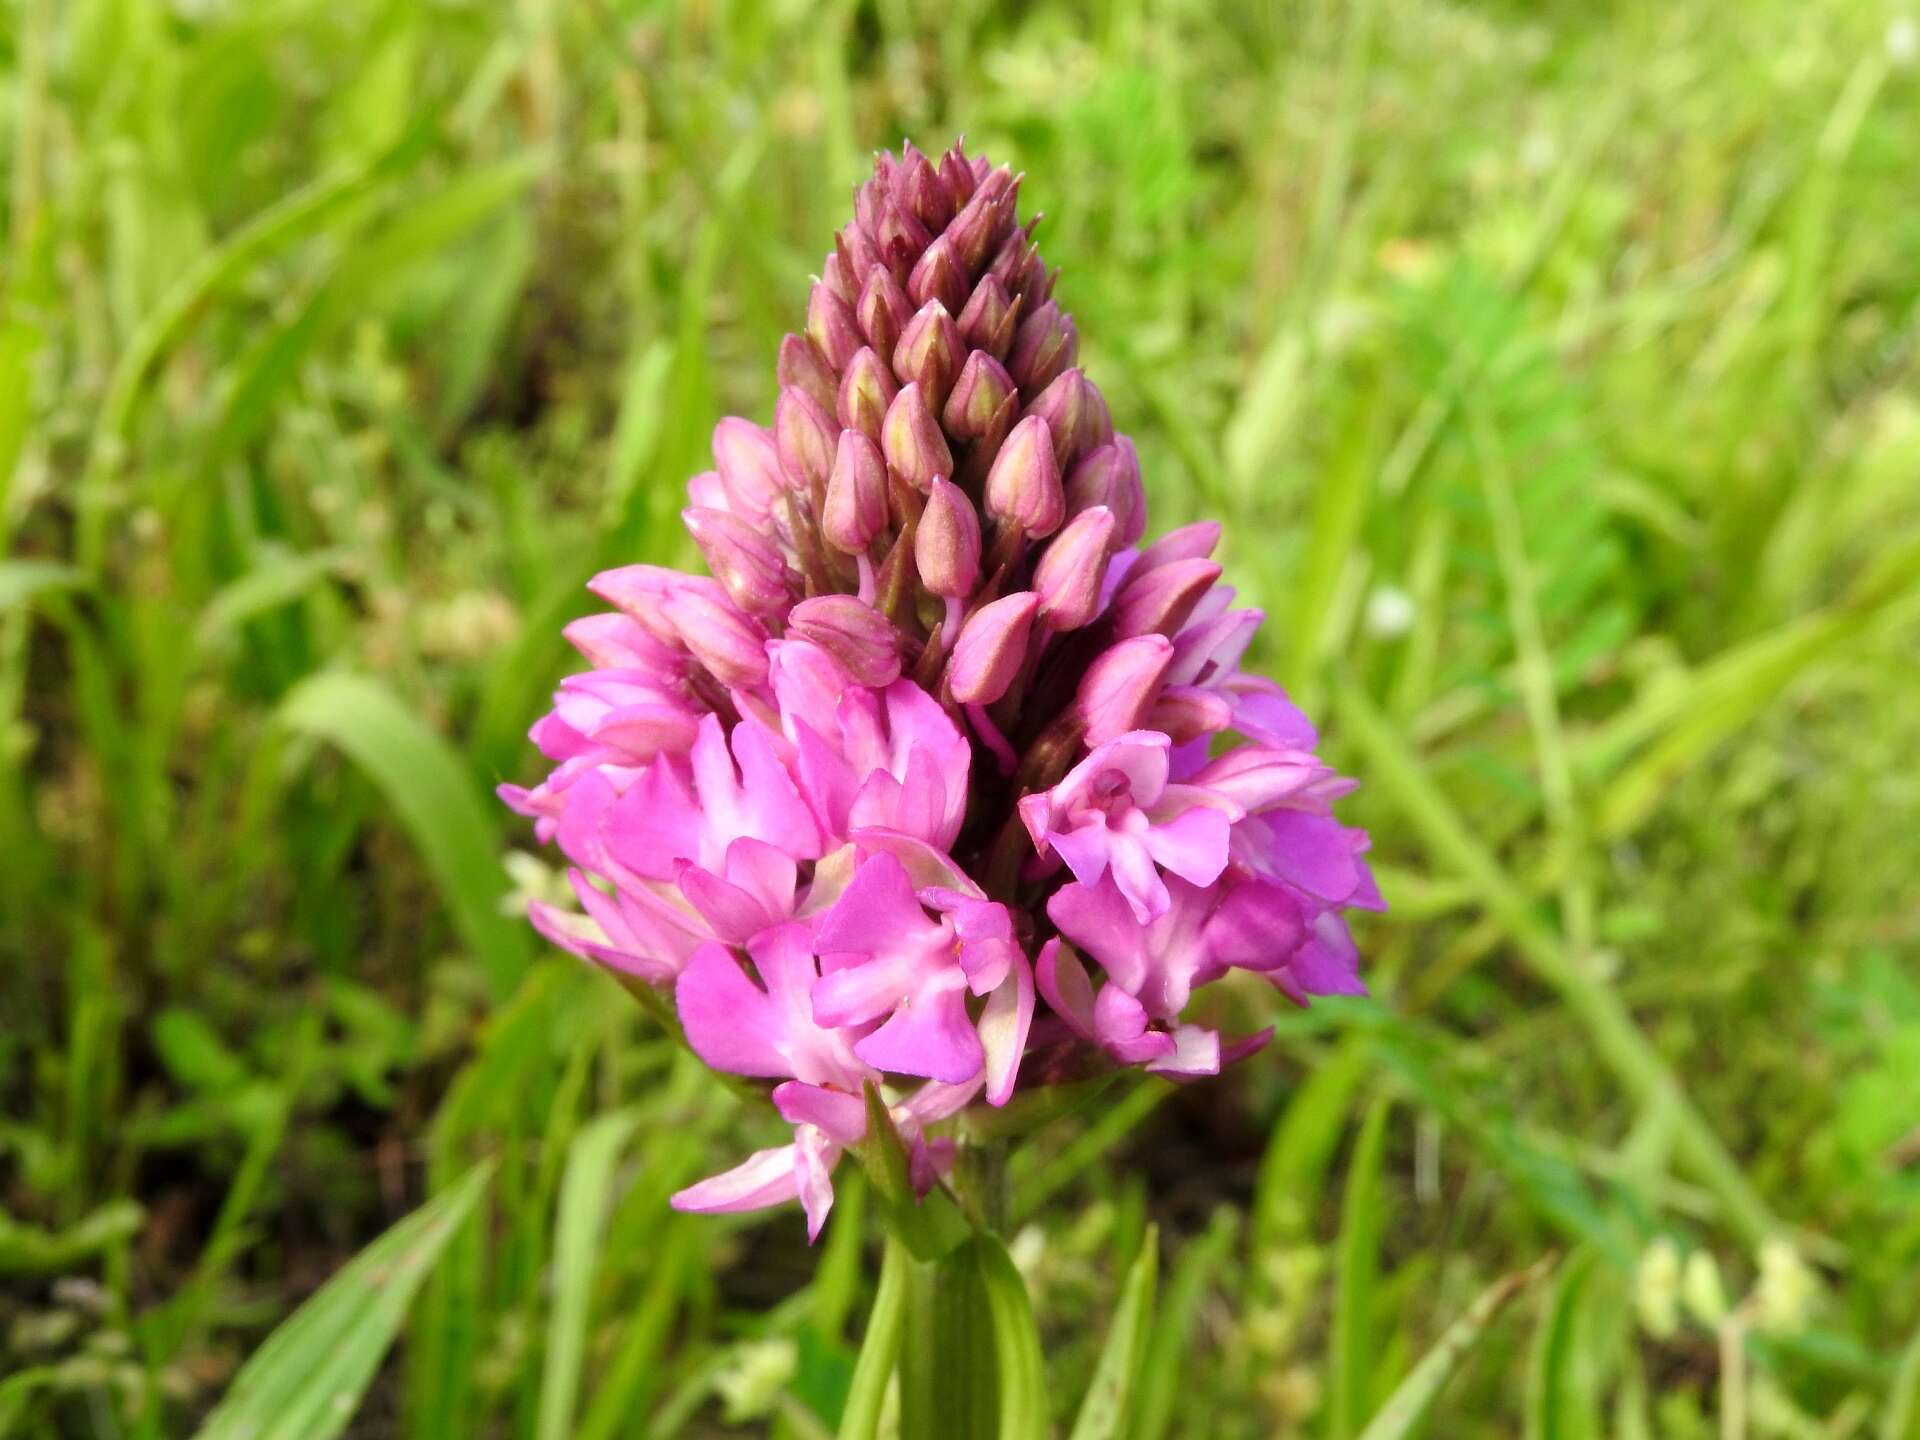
[502,140,1381,1237]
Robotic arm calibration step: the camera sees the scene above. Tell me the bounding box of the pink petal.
[813,852,932,955]
[1145,1024,1220,1077]
[1034,938,1095,1040]
[979,950,1034,1106]
[1046,883,1148,996]
[1204,880,1306,971]
[1105,833,1171,924]
[671,1145,800,1214]
[1142,805,1232,888]
[852,983,984,1084]
[773,1082,869,1145]
[1255,810,1362,902]
[794,1125,842,1242]
[674,942,798,1078]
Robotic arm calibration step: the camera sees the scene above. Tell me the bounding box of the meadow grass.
[3,0,1920,1435]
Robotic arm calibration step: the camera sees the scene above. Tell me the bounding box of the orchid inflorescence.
[502,139,1381,1238]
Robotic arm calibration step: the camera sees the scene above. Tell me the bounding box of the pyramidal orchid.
[502,139,1380,1242]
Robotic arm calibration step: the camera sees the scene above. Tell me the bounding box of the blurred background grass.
[4,0,1920,1435]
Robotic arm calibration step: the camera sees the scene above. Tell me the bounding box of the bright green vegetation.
[5,0,1919,1435]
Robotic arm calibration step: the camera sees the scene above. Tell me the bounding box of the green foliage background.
[4,0,1919,1434]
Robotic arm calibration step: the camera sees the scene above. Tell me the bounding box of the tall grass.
[3,0,1918,1435]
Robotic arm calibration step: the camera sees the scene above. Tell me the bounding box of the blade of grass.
[837,1235,910,1440]
[1525,1248,1603,1440]
[1068,1224,1159,1440]
[975,1233,1049,1440]
[1336,678,1783,1247]
[1331,1096,1392,1440]
[1127,1207,1238,1440]
[536,1107,642,1440]
[1355,1257,1553,1440]
[189,1161,493,1440]
[1471,406,1594,950]
[1886,1320,1920,1440]
[279,670,530,996]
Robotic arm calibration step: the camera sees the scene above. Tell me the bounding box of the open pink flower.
[810,852,1031,1092]
[1018,730,1239,922]
[504,140,1382,1241]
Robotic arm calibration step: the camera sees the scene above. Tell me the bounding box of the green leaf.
[1526,1248,1603,1440]
[279,671,530,995]
[1336,679,1783,1249]
[1331,1096,1393,1440]
[0,560,87,611]
[975,1233,1049,1440]
[189,1162,493,1440]
[1068,1225,1158,1440]
[899,1239,997,1440]
[857,1082,971,1262]
[0,1200,143,1276]
[151,1007,251,1093]
[1128,1208,1238,1440]
[537,1108,641,1440]
[1887,1319,1920,1440]
[837,1237,910,1440]
[1356,1258,1552,1440]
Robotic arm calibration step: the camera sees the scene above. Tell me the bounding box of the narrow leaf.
[838,1237,910,1440]
[1356,1257,1552,1440]
[0,560,86,612]
[1069,1226,1158,1440]
[1887,1319,1920,1440]
[975,1234,1049,1440]
[1526,1248,1603,1440]
[280,671,530,995]
[190,1162,493,1440]
[537,1109,642,1440]
[1331,1096,1393,1440]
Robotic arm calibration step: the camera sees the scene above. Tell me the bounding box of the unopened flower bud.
[908,234,968,316]
[1109,557,1221,641]
[788,595,902,687]
[984,415,1064,538]
[916,476,982,598]
[837,347,899,443]
[807,281,864,370]
[836,222,883,291]
[1065,438,1147,546]
[1137,520,1221,570]
[777,334,838,414]
[1009,300,1077,391]
[1032,505,1115,631]
[956,276,1020,363]
[944,167,1017,272]
[1077,633,1174,745]
[881,382,952,492]
[775,387,837,492]
[985,227,1047,301]
[586,564,682,643]
[949,591,1039,704]
[938,143,979,208]
[1024,368,1113,471]
[1147,685,1234,744]
[711,418,786,522]
[823,430,889,554]
[893,142,955,233]
[683,507,798,616]
[893,301,964,409]
[943,350,1015,440]
[857,265,912,364]
[665,589,770,688]
[873,197,932,275]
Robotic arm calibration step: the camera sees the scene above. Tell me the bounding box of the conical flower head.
[501,140,1382,1242]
